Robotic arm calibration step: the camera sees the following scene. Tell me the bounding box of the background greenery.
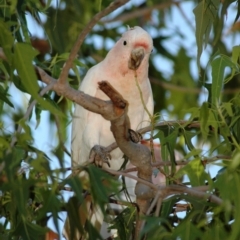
[0,0,240,239]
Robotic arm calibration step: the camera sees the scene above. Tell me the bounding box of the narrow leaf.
[13,43,64,116]
[0,85,14,108]
[193,1,218,69]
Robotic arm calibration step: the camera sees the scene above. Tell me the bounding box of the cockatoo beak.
[128,47,145,70]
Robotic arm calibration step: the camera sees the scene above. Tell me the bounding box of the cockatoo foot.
[89,145,111,167]
[128,129,142,143]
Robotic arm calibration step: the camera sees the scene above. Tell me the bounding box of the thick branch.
[36,67,121,121]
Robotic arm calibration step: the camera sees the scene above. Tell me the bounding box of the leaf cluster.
[0,0,240,239]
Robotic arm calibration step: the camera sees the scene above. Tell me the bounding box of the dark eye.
[123,40,127,46]
[151,49,153,53]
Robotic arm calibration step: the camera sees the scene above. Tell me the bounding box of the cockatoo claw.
[89,145,112,167]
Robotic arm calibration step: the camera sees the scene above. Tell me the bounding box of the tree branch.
[58,0,130,85]
[102,1,178,23]
[151,77,240,95]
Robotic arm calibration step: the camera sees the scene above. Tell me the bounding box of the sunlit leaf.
[174,158,209,186]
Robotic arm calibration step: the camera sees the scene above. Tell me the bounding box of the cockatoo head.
[105,26,153,76]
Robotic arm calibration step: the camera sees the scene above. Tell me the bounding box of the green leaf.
[85,220,103,240]
[11,219,47,240]
[34,103,42,129]
[36,189,62,233]
[63,176,83,202]
[174,159,209,186]
[109,207,136,240]
[211,56,225,107]
[172,211,203,240]
[85,165,119,211]
[161,195,179,219]
[0,85,14,108]
[229,151,240,171]
[13,43,39,95]
[0,61,10,79]
[140,216,172,239]
[232,45,240,66]
[202,218,229,240]
[214,166,240,240]
[193,0,219,69]
[13,43,64,116]
[0,20,14,62]
[65,196,85,238]
[182,130,197,151]
[222,102,233,117]
[200,101,209,139]
[157,126,178,177]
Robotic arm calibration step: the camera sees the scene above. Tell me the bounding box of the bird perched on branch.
[63,26,154,239]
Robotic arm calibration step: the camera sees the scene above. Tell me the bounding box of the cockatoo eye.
[123,40,127,46]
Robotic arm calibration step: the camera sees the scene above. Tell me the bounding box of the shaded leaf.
[109,206,136,240]
[0,85,14,108]
[0,20,14,62]
[85,165,119,211]
[12,219,47,240]
[62,176,83,202]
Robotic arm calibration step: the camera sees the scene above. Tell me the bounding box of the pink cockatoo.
[63,26,154,239]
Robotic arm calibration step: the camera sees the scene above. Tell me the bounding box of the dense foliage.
[0,0,240,239]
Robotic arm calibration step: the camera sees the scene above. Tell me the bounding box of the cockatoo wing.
[71,64,101,167]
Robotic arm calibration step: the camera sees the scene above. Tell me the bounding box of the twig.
[58,0,129,85]
[139,120,200,134]
[150,154,231,167]
[146,190,162,215]
[155,195,163,217]
[163,185,223,205]
[101,169,223,206]
[151,77,240,95]
[102,1,178,23]
[174,203,191,213]
[121,154,231,173]
[98,120,201,155]
[150,77,201,94]
[104,168,158,192]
